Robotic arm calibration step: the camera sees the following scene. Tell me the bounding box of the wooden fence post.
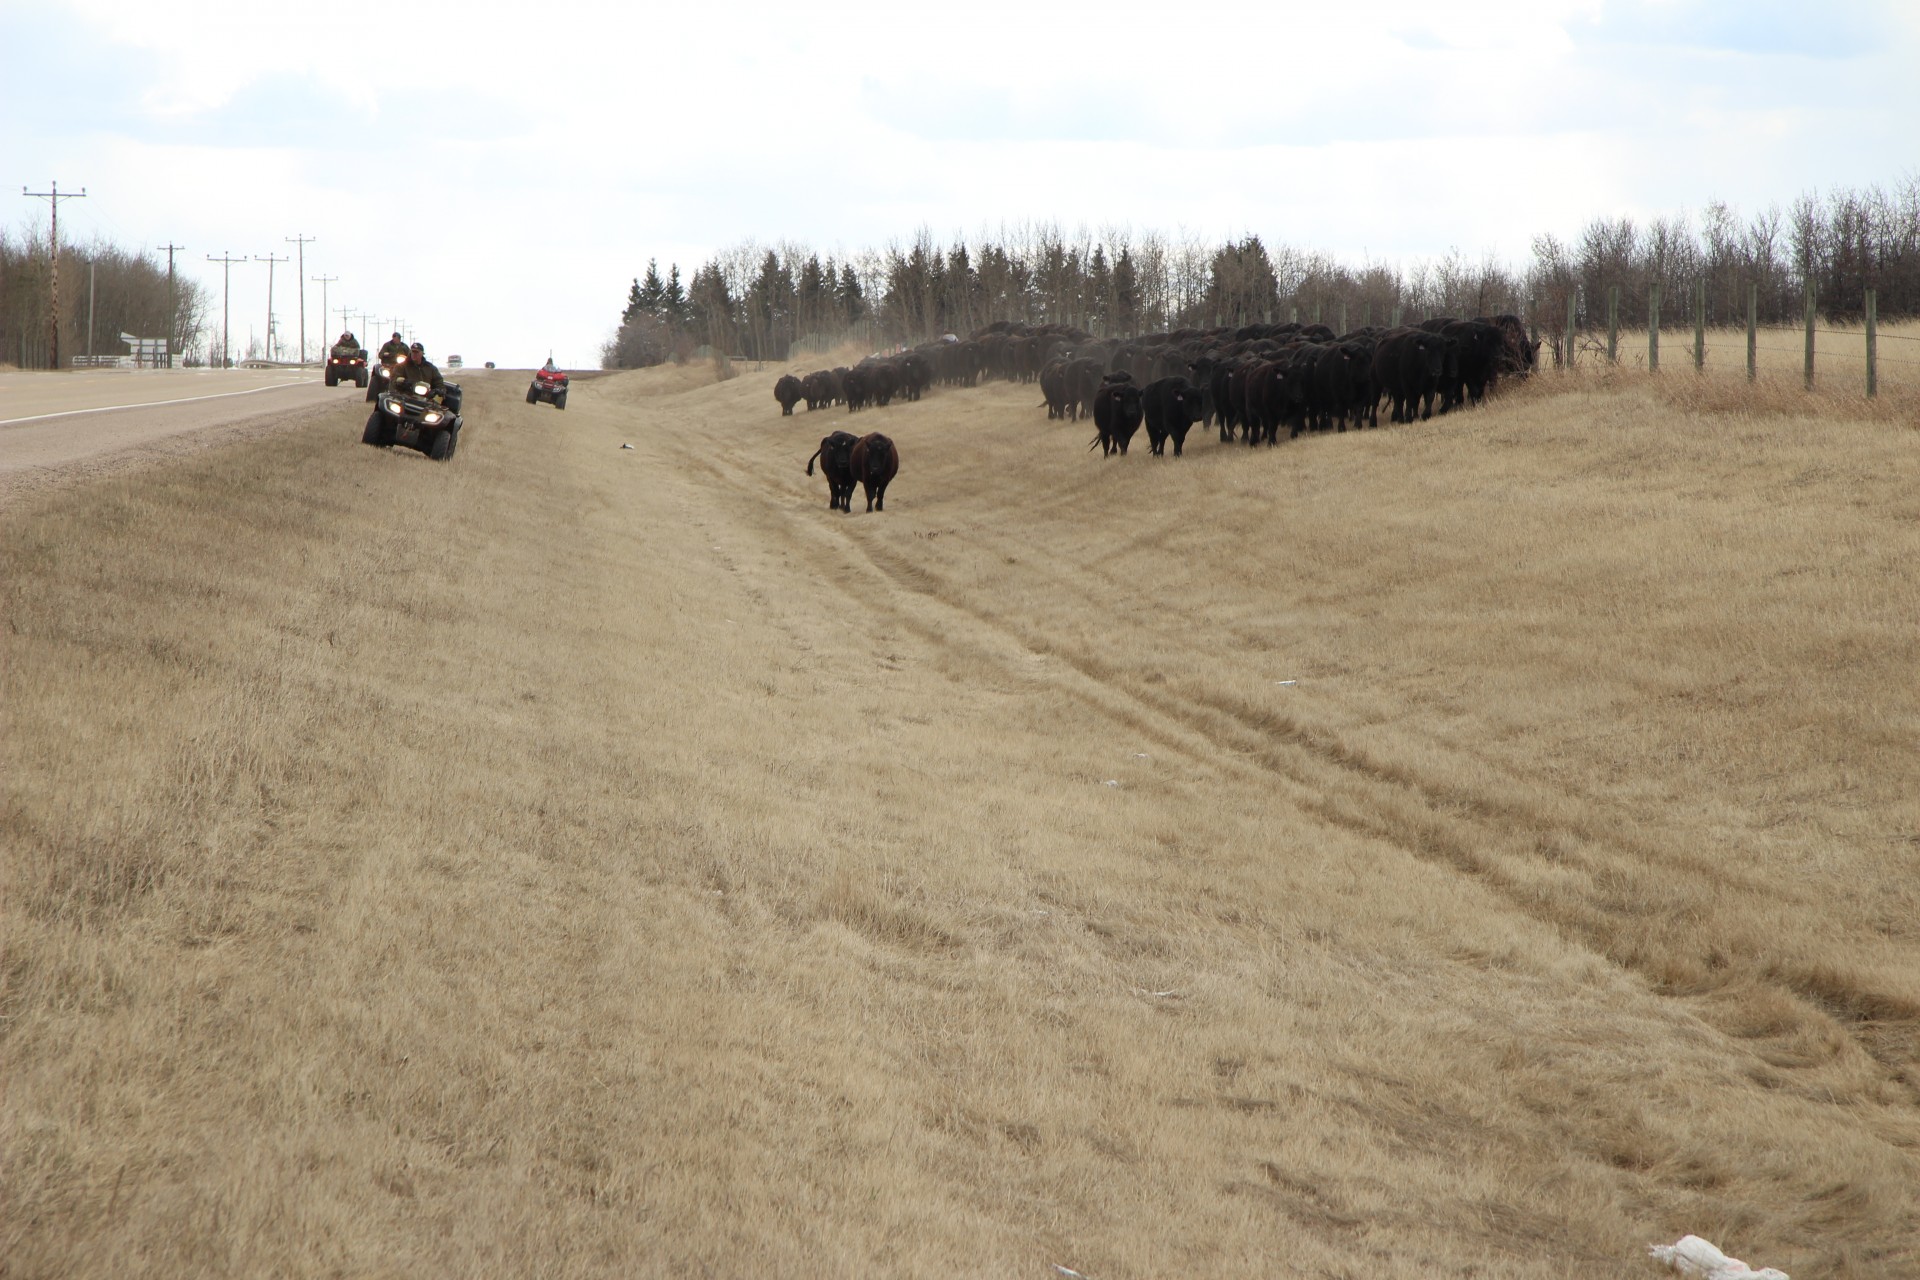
[1649,282,1661,372]
[1693,279,1705,371]
[1747,283,1757,382]
[1866,288,1877,398]
[1339,300,1349,334]
[1608,285,1619,363]
[1566,292,1577,369]
[1803,281,1815,391]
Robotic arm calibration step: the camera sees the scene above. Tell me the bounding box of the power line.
[313,275,339,351]
[255,252,289,362]
[206,251,250,368]
[286,234,316,363]
[22,181,87,370]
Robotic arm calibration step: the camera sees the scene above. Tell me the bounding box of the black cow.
[1091,381,1145,456]
[1063,356,1105,421]
[1141,376,1206,456]
[841,366,871,412]
[774,374,802,416]
[805,430,859,512]
[1435,320,1504,411]
[848,432,899,511]
[1478,314,1539,379]
[1371,327,1449,423]
[1039,359,1071,419]
[1308,343,1369,432]
[800,370,834,410]
[865,360,900,408]
[899,352,934,401]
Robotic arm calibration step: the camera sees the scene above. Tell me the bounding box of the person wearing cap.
[403,341,445,397]
[377,331,410,366]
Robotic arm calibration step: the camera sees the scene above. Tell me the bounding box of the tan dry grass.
[4,360,1919,1278]
[1570,320,1920,426]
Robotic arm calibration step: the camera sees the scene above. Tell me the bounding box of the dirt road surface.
[0,368,364,498]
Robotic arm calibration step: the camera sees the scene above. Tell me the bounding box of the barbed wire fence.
[1533,283,1915,398]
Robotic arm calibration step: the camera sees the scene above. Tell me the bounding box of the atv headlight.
[422,411,443,425]
[381,396,401,414]
[412,382,430,396]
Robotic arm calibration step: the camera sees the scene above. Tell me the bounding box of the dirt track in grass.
[5,352,1917,1277]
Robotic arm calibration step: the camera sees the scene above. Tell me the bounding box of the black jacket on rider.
[377,338,410,366]
[398,359,445,396]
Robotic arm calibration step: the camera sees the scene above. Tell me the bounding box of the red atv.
[325,343,369,389]
[527,365,568,410]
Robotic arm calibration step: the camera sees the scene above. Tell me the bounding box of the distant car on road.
[447,354,463,370]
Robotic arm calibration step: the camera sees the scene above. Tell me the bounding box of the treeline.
[1534,178,1920,330]
[604,176,1920,367]
[1,228,212,368]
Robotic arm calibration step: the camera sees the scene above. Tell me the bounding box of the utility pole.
[255,251,289,362]
[88,261,96,361]
[206,251,248,368]
[312,274,337,349]
[161,243,185,367]
[286,234,316,362]
[22,181,87,369]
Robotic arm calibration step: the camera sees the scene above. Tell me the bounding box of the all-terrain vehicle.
[366,351,415,402]
[325,343,369,388]
[362,374,465,461]
[527,364,568,410]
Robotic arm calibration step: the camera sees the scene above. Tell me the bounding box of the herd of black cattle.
[782,316,1539,506]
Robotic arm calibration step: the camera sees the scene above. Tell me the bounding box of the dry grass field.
[5,347,1919,1278]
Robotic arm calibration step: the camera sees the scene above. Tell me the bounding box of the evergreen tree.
[1112,247,1140,334]
[622,277,645,326]
[637,259,666,320]
[795,255,829,337]
[1086,245,1112,333]
[838,263,865,326]
[663,264,686,330]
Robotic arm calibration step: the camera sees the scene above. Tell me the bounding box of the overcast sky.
[5,0,1917,367]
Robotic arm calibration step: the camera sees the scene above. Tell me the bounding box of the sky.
[4,0,1917,367]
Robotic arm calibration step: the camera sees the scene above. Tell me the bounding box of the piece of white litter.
[1648,1235,1787,1280]
[620,443,634,449]
[1274,679,1298,686]
[1133,752,1150,759]
[1102,779,1120,787]
[1052,1267,1089,1280]
[1133,988,1183,998]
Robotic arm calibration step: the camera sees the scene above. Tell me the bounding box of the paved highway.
[0,368,354,497]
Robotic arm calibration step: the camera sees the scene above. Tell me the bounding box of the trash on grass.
[1648,1235,1787,1280]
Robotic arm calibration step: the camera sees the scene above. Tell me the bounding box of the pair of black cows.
[803,430,900,513]
[1048,316,1536,457]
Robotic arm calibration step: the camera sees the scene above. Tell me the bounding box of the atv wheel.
[427,428,453,461]
[444,425,460,459]
[325,369,337,387]
[365,382,378,403]
[362,411,393,447]
[526,385,538,405]
[355,370,369,388]
[554,391,567,411]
